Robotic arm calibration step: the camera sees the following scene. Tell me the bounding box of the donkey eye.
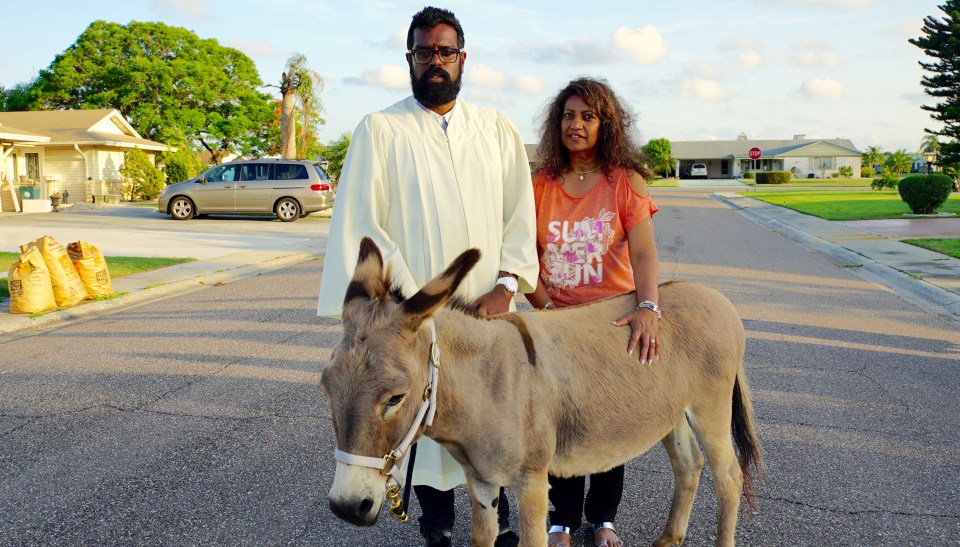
[386,394,405,407]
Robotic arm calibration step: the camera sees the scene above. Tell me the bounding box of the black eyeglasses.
[408,47,462,64]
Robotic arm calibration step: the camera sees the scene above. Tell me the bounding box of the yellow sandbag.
[8,247,57,314]
[66,240,114,298]
[20,235,87,307]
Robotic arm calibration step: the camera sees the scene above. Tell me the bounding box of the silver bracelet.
[542,302,555,310]
[636,300,661,320]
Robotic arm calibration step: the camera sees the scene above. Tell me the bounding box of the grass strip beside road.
[742,190,960,221]
[1,254,194,299]
[743,178,874,188]
[902,238,960,260]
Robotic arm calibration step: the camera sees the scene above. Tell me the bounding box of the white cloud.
[515,75,547,95]
[612,26,668,65]
[369,27,408,50]
[344,65,408,90]
[149,0,212,20]
[737,50,763,70]
[788,41,839,68]
[759,0,872,6]
[680,78,727,102]
[520,38,618,65]
[465,64,507,90]
[799,79,844,100]
[227,39,280,58]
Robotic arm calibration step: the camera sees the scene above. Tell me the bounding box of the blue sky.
[0,0,943,154]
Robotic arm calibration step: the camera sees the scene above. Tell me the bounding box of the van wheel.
[275,198,300,222]
[169,197,194,220]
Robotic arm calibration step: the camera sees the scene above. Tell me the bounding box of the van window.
[275,164,308,180]
[313,165,329,180]
[206,165,239,182]
[241,164,271,181]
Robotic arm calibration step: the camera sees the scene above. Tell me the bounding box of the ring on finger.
[650,339,656,345]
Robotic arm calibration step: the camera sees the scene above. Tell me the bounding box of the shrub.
[871,169,899,190]
[120,148,165,201]
[161,148,205,184]
[743,171,755,180]
[861,166,875,178]
[898,174,953,214]
[838,165,853,178]
[756,171,791,184]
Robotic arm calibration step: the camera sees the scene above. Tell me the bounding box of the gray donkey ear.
[400,248,481,328]
[343,237,389,305]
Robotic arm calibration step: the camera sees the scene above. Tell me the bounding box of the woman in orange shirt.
[526,77,661,547]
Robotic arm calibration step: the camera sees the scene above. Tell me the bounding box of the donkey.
[321,238,762,546]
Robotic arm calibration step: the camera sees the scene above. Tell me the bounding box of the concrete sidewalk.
[3,194,959,335]
[715,192,960,324]
[0,241,325,338]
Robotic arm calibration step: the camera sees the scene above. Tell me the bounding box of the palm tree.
[884,149,913,175]
[919,134,941,155]
[862,145,884,171]
[277,54,325,159]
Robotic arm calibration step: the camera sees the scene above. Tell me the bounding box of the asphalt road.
[1,188,958,545]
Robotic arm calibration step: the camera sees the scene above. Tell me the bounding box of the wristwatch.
[496,276,519,294]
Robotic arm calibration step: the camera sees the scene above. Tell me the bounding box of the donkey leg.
[513,472,550,547]
[467,479,501,547]
[654,415,704,547]
[688,409,743,547]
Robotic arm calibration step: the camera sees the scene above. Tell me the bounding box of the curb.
[0,252,318,338]
[713,193,960,326]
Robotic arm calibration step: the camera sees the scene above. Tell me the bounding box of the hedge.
[898,174,954,214]
[755,171,792,184]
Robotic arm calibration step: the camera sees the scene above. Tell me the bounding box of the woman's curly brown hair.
[536,77,652,181]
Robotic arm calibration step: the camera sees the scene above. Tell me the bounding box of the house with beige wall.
[671,136,862,179]
[0,109,169,213]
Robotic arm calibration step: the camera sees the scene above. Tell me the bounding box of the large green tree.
[910,2,960,168]
[321,132,351,182]
[642,138,673,177]
[6,20,277,161]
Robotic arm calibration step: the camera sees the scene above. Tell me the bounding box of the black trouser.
[548,465,624,530]
[415,484,511,535]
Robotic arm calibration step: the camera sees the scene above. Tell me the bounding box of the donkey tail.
[732,368,764,512]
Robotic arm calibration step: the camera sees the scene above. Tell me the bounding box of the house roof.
[671,138,861,159]
[0,109,169,151]
[0,123,50,144]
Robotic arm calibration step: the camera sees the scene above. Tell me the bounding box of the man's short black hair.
[407,6,464,49]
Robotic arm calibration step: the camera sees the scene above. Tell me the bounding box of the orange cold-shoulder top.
[533,167,659,308]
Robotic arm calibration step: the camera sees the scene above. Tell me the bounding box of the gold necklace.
[572,164,601,181]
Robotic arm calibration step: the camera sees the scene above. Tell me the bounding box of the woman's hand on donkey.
[612,309,660,366]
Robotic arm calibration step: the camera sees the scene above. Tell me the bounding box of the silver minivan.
[158,159,334,222]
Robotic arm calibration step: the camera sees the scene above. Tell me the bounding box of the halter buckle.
[380,451,398,476]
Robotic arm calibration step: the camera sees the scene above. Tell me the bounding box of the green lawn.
[902,238,960,260]
[648,177,680,187]
[1,253,194,299]
[743,190,960,221]
[742,178,873,187]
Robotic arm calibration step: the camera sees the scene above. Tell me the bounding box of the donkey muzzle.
[328,461,387,526]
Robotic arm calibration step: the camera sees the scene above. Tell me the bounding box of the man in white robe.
[317,6,538,547]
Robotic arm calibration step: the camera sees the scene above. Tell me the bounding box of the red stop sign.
[748,147,762,160]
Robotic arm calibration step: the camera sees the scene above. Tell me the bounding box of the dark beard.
[410,66,462,108]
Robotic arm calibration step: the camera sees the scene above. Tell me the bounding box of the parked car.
[690,163,708,178]
[158,159,334,222]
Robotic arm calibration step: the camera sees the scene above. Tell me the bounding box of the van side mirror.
[198,177,206,184]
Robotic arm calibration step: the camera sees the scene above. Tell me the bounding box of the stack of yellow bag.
[7,236,113,314]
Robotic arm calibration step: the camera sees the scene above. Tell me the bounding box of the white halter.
[333,319,441,488]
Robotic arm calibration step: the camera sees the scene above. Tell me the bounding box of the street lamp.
[923,150,936,174]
